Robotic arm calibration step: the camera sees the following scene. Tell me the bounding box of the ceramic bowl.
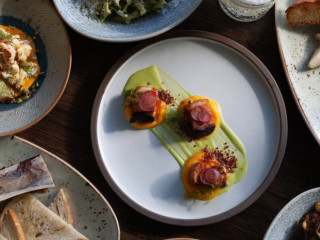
[53,0,202,42]
[264,188,320,240]
[0,136,120,240]
[0,0,71,136]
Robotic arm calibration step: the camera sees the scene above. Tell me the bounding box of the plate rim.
[52,0,203,43]
[275,0,320,145]
[263,187,320,239]
[10,135,121,240]
[0,0,72,137]
[90,30,288,226]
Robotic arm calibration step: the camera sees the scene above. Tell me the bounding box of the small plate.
[264,188,320,240]
[0,0,71,136]
[275,0,320,145]
[91,31,287,226]
[53,0,202,42]
[0,136,120,240]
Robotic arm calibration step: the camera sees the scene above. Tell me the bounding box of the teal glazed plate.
[0,136,120,240]
[0,0,71,136]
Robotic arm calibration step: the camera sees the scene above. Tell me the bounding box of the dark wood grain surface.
[18,0,320,239]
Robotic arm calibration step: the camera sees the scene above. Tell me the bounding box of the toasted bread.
[0,194,88,240]
[0,234,7,240]
[286,0,320,26]
[49,188,74,225]
[0,209,25,240]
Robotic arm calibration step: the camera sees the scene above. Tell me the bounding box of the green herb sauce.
[123,65,248,197]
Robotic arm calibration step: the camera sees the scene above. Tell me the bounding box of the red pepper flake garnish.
[203,147,237,173]
[158,90,174,105]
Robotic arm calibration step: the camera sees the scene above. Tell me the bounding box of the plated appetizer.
[123,66,247,201]
[0,25,41,103]
[124,86,173,129]
[181,147,237,200]
[80,0,168,24]
[178,96,221,139]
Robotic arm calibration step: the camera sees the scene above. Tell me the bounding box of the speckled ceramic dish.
[0,136,120,240]
[264,188,320,240]
[91,31,287,226]
[276,0,320,145]
[53,0,202,42]
[0,0,71,136]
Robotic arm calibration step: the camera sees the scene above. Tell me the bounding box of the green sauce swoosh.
[123,65,247,197]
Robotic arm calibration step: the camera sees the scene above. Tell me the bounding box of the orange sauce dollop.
[124,88,168,129]
[177,96,221,139]
[181,151,229,201]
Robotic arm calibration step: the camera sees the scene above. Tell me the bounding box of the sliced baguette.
[286,0,320,26]
[0,234,8,240]
[0,209,25,240]
[49,188,73,225]
[0,194,88,240]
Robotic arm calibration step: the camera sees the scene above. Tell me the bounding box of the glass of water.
[218,0,276,22]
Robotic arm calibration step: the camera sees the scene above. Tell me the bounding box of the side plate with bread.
[0,136,120,240]
[275,0,320,145]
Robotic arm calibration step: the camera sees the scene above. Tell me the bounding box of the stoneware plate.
[53,0,202,42]
[264,188,320,240]
[275,0,320,145]
[91,31,288,226]
[0,0,71,136]
[0,136,120,240]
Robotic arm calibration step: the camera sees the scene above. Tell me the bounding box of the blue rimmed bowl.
[0,0,71,136]
[53,0,202,42]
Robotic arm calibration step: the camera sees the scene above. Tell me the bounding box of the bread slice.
[286,0,320,26]
[0,234,8,240]
[49,188,74,225]
[0,209,25,240]
[0,194,88,240]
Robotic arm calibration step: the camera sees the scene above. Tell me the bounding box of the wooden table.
[18,0,320,239]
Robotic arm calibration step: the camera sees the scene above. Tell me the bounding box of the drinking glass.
[218,0,276,22]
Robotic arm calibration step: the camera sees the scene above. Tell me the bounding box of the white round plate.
[53,0,202,42]
[0,0,71,136]
[276,0,320,145]
[0,136,120,240]
[91,32,287,226]
[264,188,320,240]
